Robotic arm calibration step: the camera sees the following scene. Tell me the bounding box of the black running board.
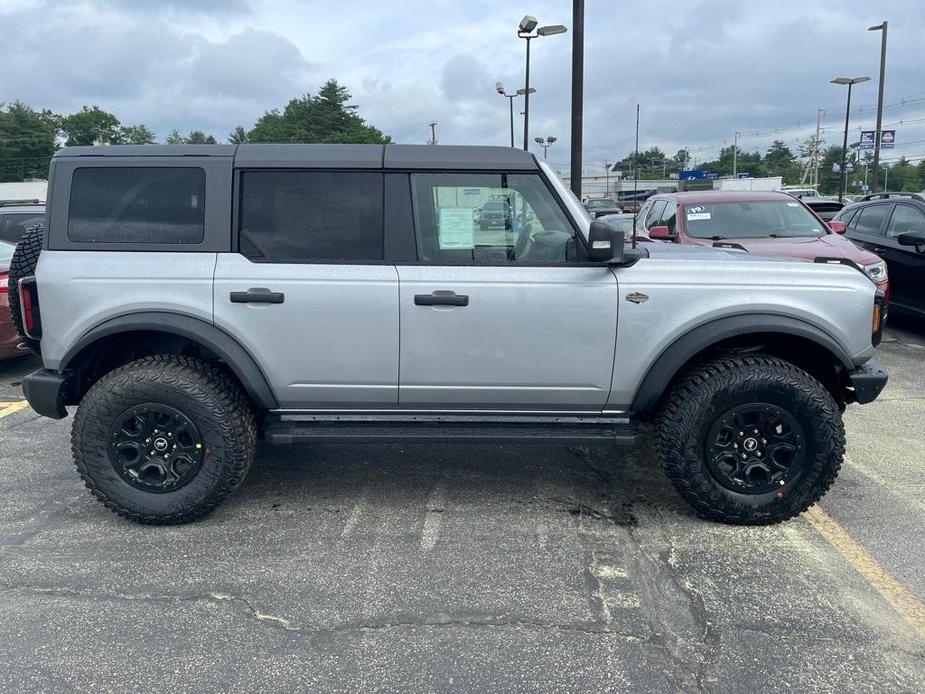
[263,414,640,445]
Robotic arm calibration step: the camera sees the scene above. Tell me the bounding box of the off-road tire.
[656,354,844,525]
[72,355,257,524]
[8,224,43,355]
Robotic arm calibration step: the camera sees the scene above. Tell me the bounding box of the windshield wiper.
[708,235,726,240]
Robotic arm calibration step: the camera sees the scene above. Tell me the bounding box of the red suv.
[635,191,889,301]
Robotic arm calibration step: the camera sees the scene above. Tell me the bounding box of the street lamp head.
[831,76,871,85]
[535,137,545,144]
[515,87,536,96]
[868,22,886,31]
[495,81,505,95]
[518,15,538,33]
[547,136,557,144]
[537,24,567,36]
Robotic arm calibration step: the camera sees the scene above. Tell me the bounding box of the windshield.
[682,200,825,239]
[587,198,615,208]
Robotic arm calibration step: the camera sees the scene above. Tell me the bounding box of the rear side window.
[853,205,890,236]
[239,171,383,262]
[68,168,205,244]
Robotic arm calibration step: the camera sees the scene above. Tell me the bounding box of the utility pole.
[869,21,888,193]
[427,121,437,145]
[732,131,739,178]
[813,108,825,188]
[569,0,584,198]
[604,161,611,196]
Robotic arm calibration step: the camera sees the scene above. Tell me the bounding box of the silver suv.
[11,144,888,525]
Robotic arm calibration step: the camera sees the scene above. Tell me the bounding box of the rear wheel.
[8,224,43,355]
[72,355,257,524]
[656,354,844,525]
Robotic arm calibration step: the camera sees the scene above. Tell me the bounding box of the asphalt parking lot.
[1,320,923,693]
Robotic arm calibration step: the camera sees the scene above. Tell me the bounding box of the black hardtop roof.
[54,143,538,170]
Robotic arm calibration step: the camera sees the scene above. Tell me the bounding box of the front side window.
[660,201,677,233]
[68,167,205,244]
[645,201,667,229]
[853,204,890,237]
[681,200,824,239]
[885,204,925,238]
[239,171,383,262]
[410,173,575,263]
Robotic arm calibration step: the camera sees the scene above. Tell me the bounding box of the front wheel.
[656,354,844,525]
[72,355,257,524]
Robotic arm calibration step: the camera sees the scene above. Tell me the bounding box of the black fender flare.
[628,313,855,413]
[60,311,278,409]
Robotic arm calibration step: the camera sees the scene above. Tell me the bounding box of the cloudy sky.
[2,0,924,174]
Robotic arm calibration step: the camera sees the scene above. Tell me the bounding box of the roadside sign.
[704,171,720,180]
[860,131,875,149]
[679,169,705,180]
[737,172,750,179]
[881,130,895,148]
[860,130,895,149]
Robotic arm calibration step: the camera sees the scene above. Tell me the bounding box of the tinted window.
[682,200,824,239]
[410,173,574,263]
[240,171,383,263]
[645,201,667,229]
[68,168,204,244]
[840,208,859,227]
[660,201,677,233]
[853,205,890,236]
[0,212,43,244]
[886,204,925,238]
[0,241,13,262]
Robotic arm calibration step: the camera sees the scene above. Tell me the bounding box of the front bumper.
[847,357,888,405]
[21,369,70,419]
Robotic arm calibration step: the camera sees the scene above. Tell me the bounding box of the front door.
[396,171,618,410]
[882,203,925,313]
[213,170,399,409]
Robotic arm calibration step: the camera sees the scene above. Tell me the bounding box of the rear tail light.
[17,276,42,339]
[0,272,7,293]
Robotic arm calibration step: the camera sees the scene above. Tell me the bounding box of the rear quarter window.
[67,167,205,244]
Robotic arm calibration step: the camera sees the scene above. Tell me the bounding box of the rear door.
[882,203,925,312]
[213,170,399,409]
[396,171,618,411]
[845,202,891,254]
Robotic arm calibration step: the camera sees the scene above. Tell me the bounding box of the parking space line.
[0,401,29,419]
[805,505,925,639]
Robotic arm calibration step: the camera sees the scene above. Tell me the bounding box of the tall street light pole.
[570,0,584,198]
[517,15,567,151]
[869,21,888,193]
[831,76,870,203]
[534,136,557,159]
[495,83,533,148]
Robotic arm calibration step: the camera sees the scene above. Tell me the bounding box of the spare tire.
[8,224,43,355]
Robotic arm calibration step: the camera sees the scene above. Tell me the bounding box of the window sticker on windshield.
[687,212,711,221]
[787,202,799,207]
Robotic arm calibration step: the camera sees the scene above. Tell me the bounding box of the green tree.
[818,144,846,195]
[249,79,390,144]
[120,124,157,144]
[763,140,797,181]
[610,147,669,179]
[884,157,920,192]
[59,106,121,146]
[227,125,248,144]
[0,101,57,181]
[165,129,186,144]
[186,130,217,144]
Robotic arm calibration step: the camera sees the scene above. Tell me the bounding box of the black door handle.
[873,247,887,254]
[230,288,285,304]
[414,291,469,307]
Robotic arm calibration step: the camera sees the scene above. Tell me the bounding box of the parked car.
[636,191,889,302]
[857,191,925,203]
[11,144,886,527]
[478,199,512,229]
[0,241,27,360]
[595,212,637,240]
[800,197,844,222]
[0,201,45,245]
[584,197,621,218]
[836,198,925,316]
[780,187,821,199]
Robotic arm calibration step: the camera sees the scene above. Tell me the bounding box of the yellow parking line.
[0,400,30,418]
[805,505,925,639]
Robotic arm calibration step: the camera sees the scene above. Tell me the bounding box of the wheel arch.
[60,311,277,410]
[629,314,856,414]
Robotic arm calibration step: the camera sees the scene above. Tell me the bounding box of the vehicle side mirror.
[648,225,672,240]
[588,219,625,263]
[897,231,925,253]
[828,220,847,233]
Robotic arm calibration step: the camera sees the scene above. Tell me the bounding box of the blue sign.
[679,169,705,180]
[704,171,720,179]
[881,130,895,149]
[860,131,875,149]
[737,172,751,179]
